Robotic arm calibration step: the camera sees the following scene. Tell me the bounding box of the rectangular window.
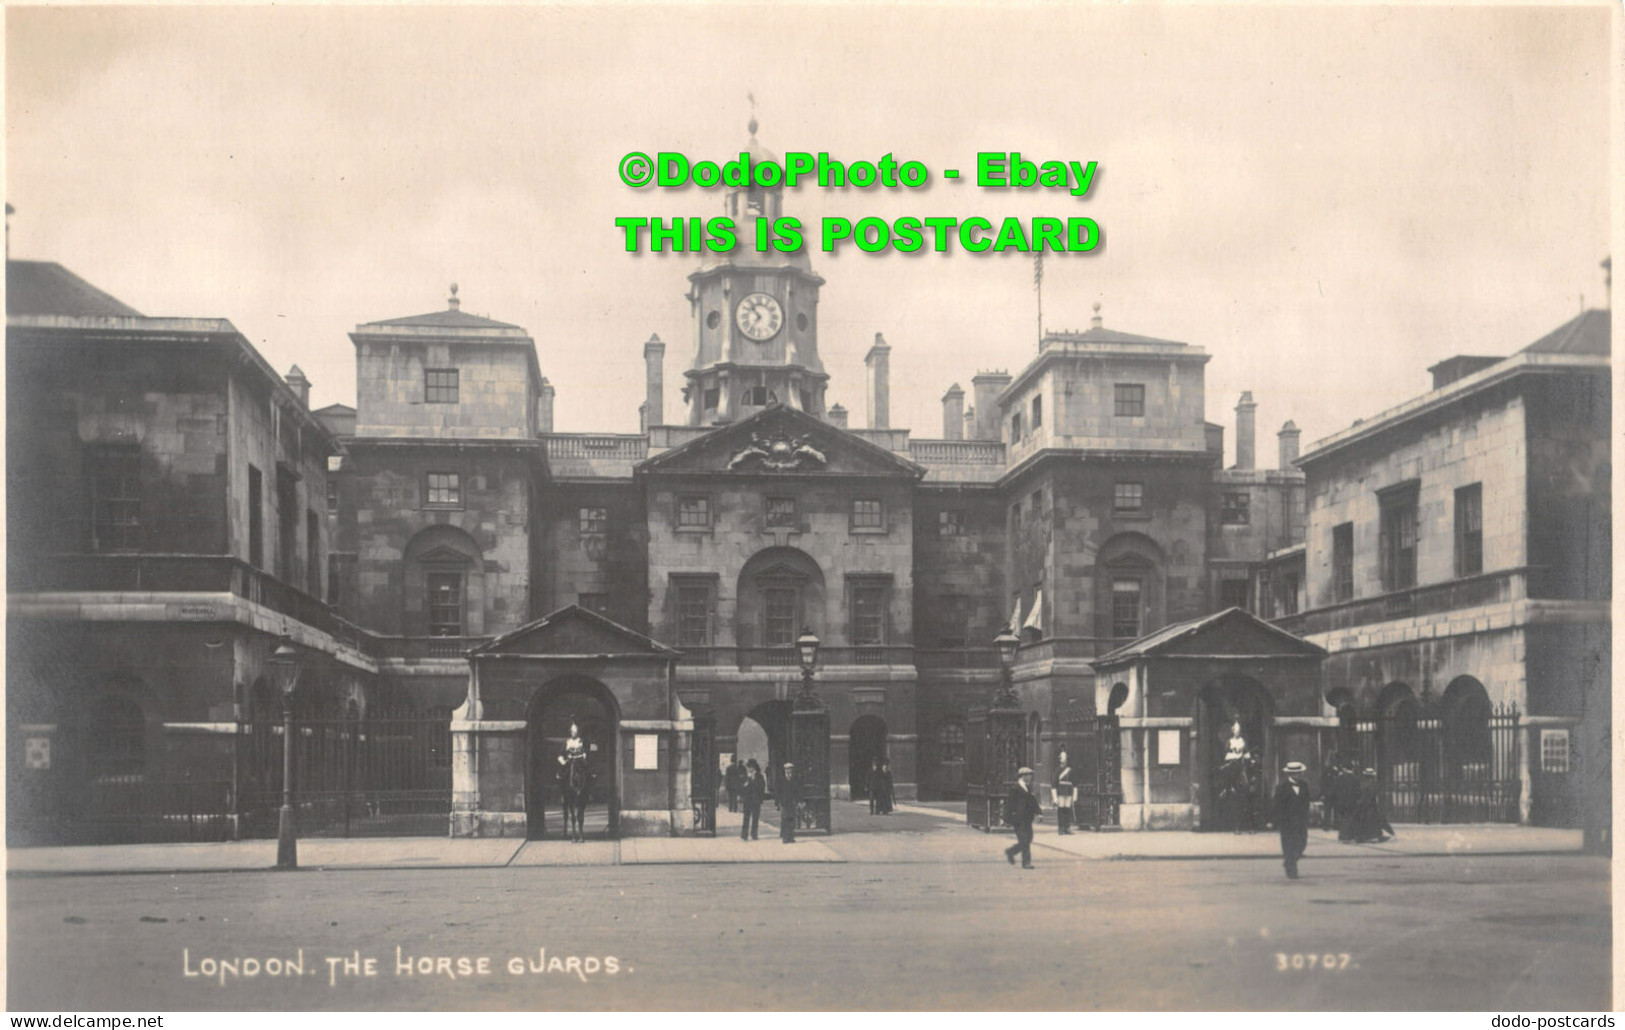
[675,580,713,647]
[937,595,970,648]
[677,495,711,529]
[326,477,339,513]
[427,571,463,636]
[764,586,798,646]
[850,582,887,646]
[1031,395,1042,429]
[766,496,797,528]
[938,509,964,536]
[1281,572,1300,616]
[1221,492,1250,525]
[851,498,884,530]
[1379,485,1419,591]
[425,368,459,404]
[88,445,142,552]
[1111,578,1142,639]
[1220,579,1249,612]
[703,387,720,411]
[425,472,462,508]
[579,506,608,535]
[248,465,264,569]
[1540,729,1570,774]
[1115,383,1145,417]
[938,722,966,763]
[1114,481,1144,514]
[1333,522,1354,602]
[1455,483,1483,578]
[326,552,343,608]
[305,510,321,597]
[1011,412,1023,440]
[276,467,298,586]
[578,592,610,616]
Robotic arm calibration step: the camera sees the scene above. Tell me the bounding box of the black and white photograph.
[3,2,1616,1015]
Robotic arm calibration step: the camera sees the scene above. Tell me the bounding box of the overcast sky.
[7,4,1614,458]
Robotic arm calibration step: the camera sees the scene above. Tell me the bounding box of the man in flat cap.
[1272,760,1312,879]
[1004,766,1042,869]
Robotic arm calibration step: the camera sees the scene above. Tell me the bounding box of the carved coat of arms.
[727,433,827,472]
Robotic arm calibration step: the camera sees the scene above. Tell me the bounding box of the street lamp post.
[795,628,821,705]
[969,625,1028,830]
[787,628,832,833]
[993,624,1021,707]
[268,639,302,870]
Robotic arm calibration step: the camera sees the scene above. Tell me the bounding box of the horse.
[559,753,591,843]
[1216,753,1260,833]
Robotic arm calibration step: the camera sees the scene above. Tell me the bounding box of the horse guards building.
[6,131,1611,849]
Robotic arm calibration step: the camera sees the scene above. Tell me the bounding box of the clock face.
[735,293,784,341]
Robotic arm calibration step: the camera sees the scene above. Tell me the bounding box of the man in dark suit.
[739,759,765,841]
[1004,766,1042,869]
[777,761,801,843]
[1272,760,1312,879]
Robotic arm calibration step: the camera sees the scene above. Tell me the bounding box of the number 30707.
[1276,953,1353,971]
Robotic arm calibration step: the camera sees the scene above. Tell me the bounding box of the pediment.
[471,605,678,659]
[1093,608,1326,667]
[639,406,924,479]
[416,544,474,565]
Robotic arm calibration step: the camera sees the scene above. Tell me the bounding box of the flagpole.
[1033,252,1044,350]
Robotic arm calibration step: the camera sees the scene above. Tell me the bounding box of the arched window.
[87,694,145,779]
[403,525,483,637]
[938,720,966,763]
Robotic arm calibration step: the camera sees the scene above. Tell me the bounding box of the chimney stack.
[643,334,665,429]
[972,371,1012,441]
[942,383,965,440]
[284,365,310,409]
[827,403,848,429]
[1278,420,1301,469]
[1234,391,1257,470]
[537,377,555,434]
[864,333,891,429]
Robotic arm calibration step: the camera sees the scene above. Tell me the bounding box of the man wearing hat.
[777,761,802,844]
[1272,761,1312,879]
[1004,766,1043,869]
[740,759,766,841]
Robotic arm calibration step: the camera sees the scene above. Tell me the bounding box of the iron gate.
[1063,714,1122,830]
[1343,703,1521,824]
[691,706,717,836]
[966,702,1027,831]
[241,715,453,838]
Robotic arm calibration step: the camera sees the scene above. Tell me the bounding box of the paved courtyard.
[6,809,1610,1011]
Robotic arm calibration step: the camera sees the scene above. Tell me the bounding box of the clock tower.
[682,117,828,426]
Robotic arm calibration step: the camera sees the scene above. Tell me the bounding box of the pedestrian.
[876,759,895,815]
[1055,750,1075,835]
[1351,767,1396,843]
[724,757,744,814]
[739,758,765,841]
[1272,760,1312,879]
[1332,754,1360,842]
[1004,766,1042,869]
[778,761,801,843]
[868,757,881,815]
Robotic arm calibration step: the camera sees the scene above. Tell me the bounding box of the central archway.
[740,700,791,798]
[525,676,620,840]
[848,715,888,801]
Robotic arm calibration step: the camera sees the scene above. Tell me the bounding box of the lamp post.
[268,638,302,870]
[795,627,821,705]
[993,624,1021,707]
[787,627,831,833]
